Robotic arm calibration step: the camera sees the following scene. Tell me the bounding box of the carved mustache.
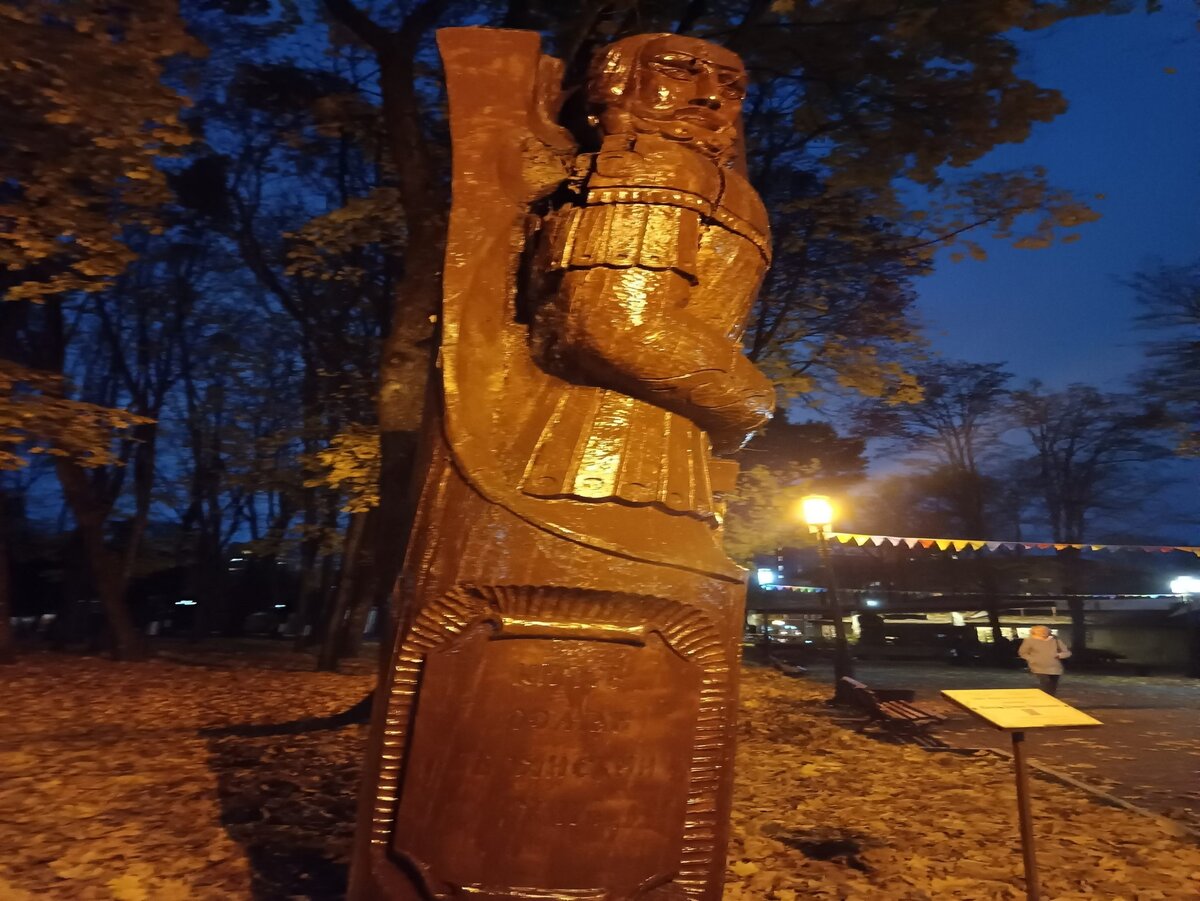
[672,109,722,126]
[635,107,725,129]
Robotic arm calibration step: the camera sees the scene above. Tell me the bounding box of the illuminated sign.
[941,689,1102,731]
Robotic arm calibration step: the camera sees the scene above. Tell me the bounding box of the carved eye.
[718,73,747,102]
[649,54,697,81]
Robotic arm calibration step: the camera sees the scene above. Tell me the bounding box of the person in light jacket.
[1019,625,1072,695]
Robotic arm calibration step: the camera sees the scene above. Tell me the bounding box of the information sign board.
[940,688,1101,900]
[941,689,1102,731]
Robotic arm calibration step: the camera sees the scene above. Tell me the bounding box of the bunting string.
[826,533,1200,558]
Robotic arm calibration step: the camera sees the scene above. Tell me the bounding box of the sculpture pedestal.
[349,437,743,900]
[395,604,702,893]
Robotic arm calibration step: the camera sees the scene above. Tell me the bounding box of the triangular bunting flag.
[797,533,1200,557]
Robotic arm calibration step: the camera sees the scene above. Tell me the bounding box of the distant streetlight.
[1173,577,1200,679]
[756,567,777,586]
[1169,576,1200,595]
[799,495,854,694]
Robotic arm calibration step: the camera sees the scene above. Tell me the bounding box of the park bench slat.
[879,700,944,723]
[840,676,946,738]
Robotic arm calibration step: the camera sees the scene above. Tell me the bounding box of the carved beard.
[598,107,737,165]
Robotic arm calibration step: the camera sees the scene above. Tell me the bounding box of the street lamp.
[801,495,834,532]
[799,494,855,693]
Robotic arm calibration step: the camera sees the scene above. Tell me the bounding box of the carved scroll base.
[348,434,745,901]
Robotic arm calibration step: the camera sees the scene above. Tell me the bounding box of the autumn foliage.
[2,653,1197,899]
[0,0,201,302]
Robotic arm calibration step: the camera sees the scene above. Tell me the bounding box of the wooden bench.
[839,676,947,742]
[768,655,808,678]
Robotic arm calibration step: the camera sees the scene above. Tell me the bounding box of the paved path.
[798,661,1200,832]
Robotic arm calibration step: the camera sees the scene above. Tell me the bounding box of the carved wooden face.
[593,35,747,161]
[627,36,747,141]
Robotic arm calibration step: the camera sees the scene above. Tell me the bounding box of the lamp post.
[801,495,854,695]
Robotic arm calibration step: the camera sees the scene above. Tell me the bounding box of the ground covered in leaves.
[727,668,1200,900]
[0,649,374,900]
[0,649,1197,899]
[794,660,1200,834]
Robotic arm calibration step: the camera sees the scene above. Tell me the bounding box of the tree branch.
[322,0,391,52]
[677,0,710,34]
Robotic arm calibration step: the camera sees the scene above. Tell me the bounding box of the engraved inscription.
[506,707,634,734]
[393,624,701,892]
[514,660,630,690]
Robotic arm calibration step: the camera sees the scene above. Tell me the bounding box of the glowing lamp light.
[800,495,834,531]
[1170,576,1200,595]
[175,599,197,606]
[865,599,881,608]
[756,568,776,586]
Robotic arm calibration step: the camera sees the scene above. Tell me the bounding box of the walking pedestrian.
[1019,625,1072,695]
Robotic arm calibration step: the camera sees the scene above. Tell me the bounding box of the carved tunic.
[518,134,771,520]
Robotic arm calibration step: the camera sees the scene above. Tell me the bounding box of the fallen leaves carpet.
[0,652,374,900]
[0,652,1197,899]
[726,668,1200,900]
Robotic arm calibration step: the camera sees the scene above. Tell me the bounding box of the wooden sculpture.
[348,26,773,901]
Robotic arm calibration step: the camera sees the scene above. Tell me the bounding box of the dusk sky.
[916,3,1200,390]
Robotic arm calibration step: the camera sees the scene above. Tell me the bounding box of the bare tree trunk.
[314,552,337,642]
[193,530,227,638]
[342,578,375,660]
[57,463,144,660]
[322,0,446,636]
[1057,547,1087,652]
[975,553,1004,656]
[336,509,379,661]
[292,545,323,648]
[317,510,368,671]
[290,480,323,646]
[120,424,157,583]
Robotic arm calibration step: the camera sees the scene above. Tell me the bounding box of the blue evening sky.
[851,4,1200,545]
[915,3,1200,389]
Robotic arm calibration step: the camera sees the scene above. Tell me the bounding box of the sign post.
[1011,730,1038,900]
[941,689,1102,901]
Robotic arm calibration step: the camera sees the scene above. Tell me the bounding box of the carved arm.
[533,261,774,454]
